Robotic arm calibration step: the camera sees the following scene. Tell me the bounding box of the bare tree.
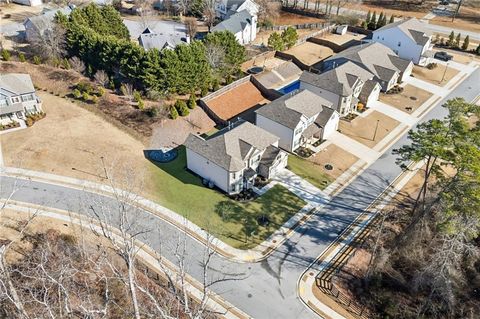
[69,56,86,74]
[256,0,281,23]
[29,23,66,60]
[204,42,225,72]
[176,0,191,16]
[185,17,198,40]
[94,70,109,88]
[203,0,217,31]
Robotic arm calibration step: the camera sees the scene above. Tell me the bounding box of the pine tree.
[170,105,179,119]
[455,33,461,48]
[368,11,377,30]
[476,44,480,55]
[461,35,469,51]
[366,11,371,24]
[187,93,196,109]
[389,15,395,24]
[378,12,385,28]
[447,31,455,47]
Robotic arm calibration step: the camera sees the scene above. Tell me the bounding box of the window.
[377,36,379,39]
[398,41,401,47]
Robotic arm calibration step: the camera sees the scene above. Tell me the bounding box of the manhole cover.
[324,164,333,170]
[247,293,253,298]
[410,96,417,101]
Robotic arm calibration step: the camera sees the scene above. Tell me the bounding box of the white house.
[300,61,381,116]
[13,0,42,6]
[215,0,258,19]
[0,73,42,127]
[211,9,256,45]
[255,89,339,152]
[322,42,413,92]
[372,18,434,66]
[184,121,288,195]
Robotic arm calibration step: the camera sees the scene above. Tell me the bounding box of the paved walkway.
[328,131,379,164]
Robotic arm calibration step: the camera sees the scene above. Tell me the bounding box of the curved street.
[1,68,479,319]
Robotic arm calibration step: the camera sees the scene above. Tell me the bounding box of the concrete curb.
[2,200,251,319]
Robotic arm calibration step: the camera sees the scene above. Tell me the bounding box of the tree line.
[55,3,246,96]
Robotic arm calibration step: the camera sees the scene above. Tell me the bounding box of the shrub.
[170,105,179,119]
[174,100,189,117]
[97,87,105,97]
[73,89,82,99]
[108,79,115,89]
[187,94,196,109]
[138,99,145,110]
[261,19,274,28]
[91,95,98,103]
[426,62,438,70]
[82,92,90,101]
[201,86,209,97]
[1,49,11,61]
[462,35,470,51]
[145,106,159,117]
[133,90,142,103]
[476,44,480,56]
[76,81,94,94]
[268,32,285,51]
[25,117,34,127]
[146,89,162,101]
[18,52,26,62]
[33,55,41,65]
[281,26,298,50]
[211,78,220,91]
[62,58,71,69]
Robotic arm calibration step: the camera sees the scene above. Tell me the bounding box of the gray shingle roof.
[24,7,72,34]
[0,73,35,98]
[260,145,281,167]
[138,32,187,50]
[324,42,408,82]
[255,89,333,129]
[212,9,253,34]
[124,19,188,50]
[375,18,431,46]
[184,121,279,171]
[300,61,374,96]
[359,79,379,102]
[315,106,335,128]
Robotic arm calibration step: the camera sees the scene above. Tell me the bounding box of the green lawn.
[146,147,306,249]
[287,155,334,190]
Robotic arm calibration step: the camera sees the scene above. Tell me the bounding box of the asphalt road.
[1,69,479,318]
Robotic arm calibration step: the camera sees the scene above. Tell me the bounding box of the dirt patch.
[339,111,400,148]
[380,84,433,113]
[310,282,358,319]
[205,81,270,121]
[0,3,44,25]
[432,48,479,64]
[412,64,459,86]
[273,11,325,25]
[322,32,366,46]
[346,1,429,19]
[431,6,480,34]
[150,107,215,149]
[1,91,151,187]
[285,42,334,66]
[309,144,359,180]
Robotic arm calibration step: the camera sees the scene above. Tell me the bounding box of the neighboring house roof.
[314,106,336,128]
[359,79,380,103]
[24,6,72,33]
[259,145,281,167]
[324,42,409,82]
[300,61,374,96]
[254,61,302,89]
[212,9,253,34]
[185,121,279,171]
[0,73,36,98]
[123,19,188,50]
[375,17,431,46]
[256,89,333,130]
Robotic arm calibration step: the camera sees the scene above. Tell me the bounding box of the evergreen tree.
[188,94,196,109]
[366,11,371,24]
[368,11,377,30]
[389,15,395,24]
[455,33,461,48]
[447,31,455,47]
[377,12,385,28]
[476,43,480,55]
[170,105,179,119]
[281,27,298,49]
[268,32,284,51]
[461,35,469,51]
[204,31,246,79]
[175,100,189,117]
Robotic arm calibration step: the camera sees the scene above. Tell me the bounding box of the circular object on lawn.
[410,96,417,101]
[324,164,333,170]
[248,66,264,74]
[146,148,178,163]
[257,215,270,226]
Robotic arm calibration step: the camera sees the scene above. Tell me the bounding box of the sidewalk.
[0,166,316,263]
[3,200,251,319]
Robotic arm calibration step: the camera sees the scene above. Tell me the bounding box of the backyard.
[379,84,433,113]
[287,155,334,190]
[412,65,459,86]
[339,111,401,148]
[147,147,306,249]
[284,42,334,66]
